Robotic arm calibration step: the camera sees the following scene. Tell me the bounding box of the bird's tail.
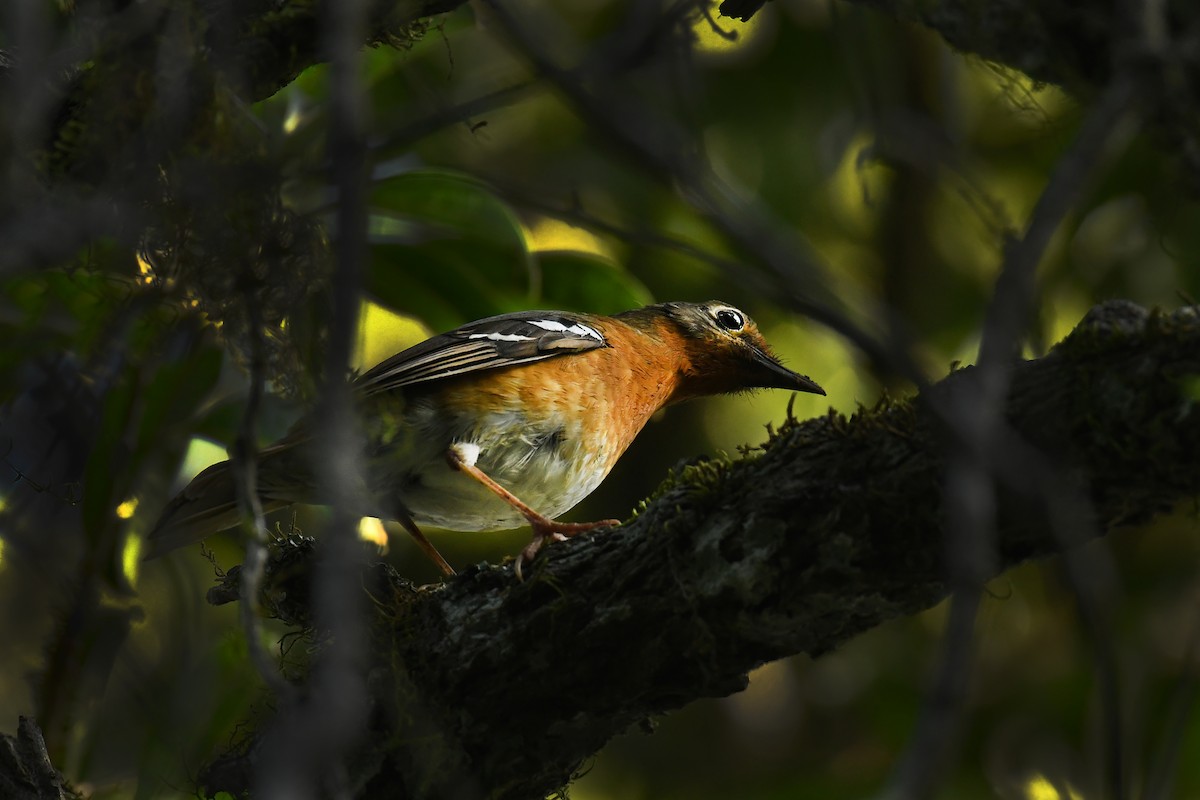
[143,458,285,560]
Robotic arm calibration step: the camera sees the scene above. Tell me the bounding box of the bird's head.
[651,301,825,400]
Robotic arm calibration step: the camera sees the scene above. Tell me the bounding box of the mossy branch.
[201,300,1200,799]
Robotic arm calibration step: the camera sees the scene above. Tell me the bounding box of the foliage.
[1,1,1198,799]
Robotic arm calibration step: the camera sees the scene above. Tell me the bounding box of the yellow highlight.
[116,497,139,519]
[282,96,303,135]
[692,5,769,56]
[358,517,389,552]
[523,218,612,259]
[135,253,156,285]
[1024,774,1083,800]
[1043,289,1092,354]
[826,132,892,235]
[355,301,431,372]
[283,108,301,135]
[122,532,142,585]
[182,437,227,482]
[966,60,1073,129]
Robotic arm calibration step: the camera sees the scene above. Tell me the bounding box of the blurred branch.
[0,0,468,277]
[201,300,1200,800]
[882,73,1140,800]
[477,0,829,298]
[841,0,1167,90]
[251,1,374,797]
[480,0,923,387]
[231,301,297,701]
[218,0,470,102]
[842,0,1200,187]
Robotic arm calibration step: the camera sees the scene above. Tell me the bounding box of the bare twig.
[369,81,537,164]
[229,299,296,701]
[883,75,1140,800]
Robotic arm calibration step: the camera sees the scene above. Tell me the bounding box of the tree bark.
[200,300,1200,799]
[0,718,80,800]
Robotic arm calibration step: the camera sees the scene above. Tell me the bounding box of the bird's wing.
[355,310,608,395]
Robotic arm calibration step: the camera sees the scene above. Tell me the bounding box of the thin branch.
[229,299,296,701]
[369,81,537,164]
[883,72,1140,800]
[990,75,1140,800]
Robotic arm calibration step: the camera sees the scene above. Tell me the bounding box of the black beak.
[751,348,825,395]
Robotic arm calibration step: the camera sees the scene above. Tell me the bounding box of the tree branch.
[839,0,1200,187]
[201,300,1200,800]
[0,718,80,800]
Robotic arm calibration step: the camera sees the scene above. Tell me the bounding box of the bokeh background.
[1,1,1198,798]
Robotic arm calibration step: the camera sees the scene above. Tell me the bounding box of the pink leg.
[395,507,456,577]
[446,448,619,580]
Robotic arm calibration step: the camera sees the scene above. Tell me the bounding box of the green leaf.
[535,249,654,314]
[368,240,530,332]
[370,170,528,257]
[367,170,534,330]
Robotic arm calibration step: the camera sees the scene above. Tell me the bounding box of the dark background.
[1,1,1198,798]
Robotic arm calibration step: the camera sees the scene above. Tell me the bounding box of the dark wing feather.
[355,310,608,395]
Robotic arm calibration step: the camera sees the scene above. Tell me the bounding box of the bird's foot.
[514,516,620,581]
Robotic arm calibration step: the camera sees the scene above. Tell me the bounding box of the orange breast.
[429,315,686,474]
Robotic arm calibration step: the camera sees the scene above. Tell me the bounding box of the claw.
[513,518,620,581]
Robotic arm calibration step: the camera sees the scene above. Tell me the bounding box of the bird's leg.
[393,505,456,577]
[446,444,619,580]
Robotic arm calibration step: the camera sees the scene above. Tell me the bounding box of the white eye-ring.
[713,307,745,332]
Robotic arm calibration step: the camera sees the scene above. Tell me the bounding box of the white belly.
[387,409,614,531]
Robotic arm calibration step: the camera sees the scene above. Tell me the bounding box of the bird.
[145,300,825,579]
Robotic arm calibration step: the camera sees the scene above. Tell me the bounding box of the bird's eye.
[714,308,745,332]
